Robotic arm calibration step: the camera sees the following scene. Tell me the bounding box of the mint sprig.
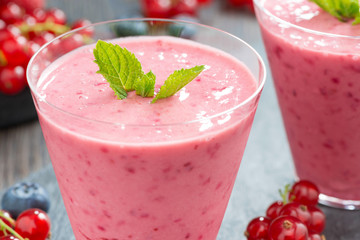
[93,40,204,102]
[311,0,360,24]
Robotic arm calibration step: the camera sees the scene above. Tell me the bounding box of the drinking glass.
[255,0,360,210]
[27,19,266,239]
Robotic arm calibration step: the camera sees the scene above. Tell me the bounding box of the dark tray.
[0,88,37,128]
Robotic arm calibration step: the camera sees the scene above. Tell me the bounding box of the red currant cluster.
[0,0,93,95]
[0,209,50,240]
[141,0,213,19]
[245,180,326,240]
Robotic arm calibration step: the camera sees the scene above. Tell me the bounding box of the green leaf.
[93,40,143,99]
[110,83,128,100]
[151,65,205,103]
[93,40,206,103]
[311,0,360,24]
[353,11,360,24]
[311,0,339,20]
[135,71,156,97]
[337,0,359,18]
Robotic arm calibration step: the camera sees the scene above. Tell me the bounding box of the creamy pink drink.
[255,0,360,208]
[28,20,265,240]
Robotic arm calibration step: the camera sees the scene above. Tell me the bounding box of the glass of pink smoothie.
[27,19,266,239]
[254,0,360,210]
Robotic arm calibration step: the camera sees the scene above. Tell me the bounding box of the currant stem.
[279,183,291,204]
[0,211,15,226]
[18,21,70,37]
[0,50,8,67]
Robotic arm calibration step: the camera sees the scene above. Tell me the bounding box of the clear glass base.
[294,174,360,210]
[319,194,360,210]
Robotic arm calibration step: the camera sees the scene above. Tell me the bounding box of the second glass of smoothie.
[27,19,266,239]
[255,0,360,209]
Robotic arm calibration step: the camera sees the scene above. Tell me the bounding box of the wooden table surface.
[1,0,359,239]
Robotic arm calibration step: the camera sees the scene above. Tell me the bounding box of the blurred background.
[0,0,359,239]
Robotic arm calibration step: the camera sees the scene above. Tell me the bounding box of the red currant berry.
[171,0,199,16]
[266,200,284,220]
[244,216,271,239]
[197,0,212,5]
[227,0,254,12]
[71,19,94,37]
[0,34,29,66]
[288,180,320,206]
[0,28,16,43]
[0,65,26,95]
[308,233,325,240]
[32,32,55,46]
[0,2,24,24]
[15,209,51,240]
[29,8,47,23]
[279,202,311,227]
[45,8,67,25]
[142,0,172,18]
[307,205,326,234]
[0,26,22,49]
[5,25,22,38]
[227,0,252,6]
[268,216,308,240]
[0,0,45,13]
[21,14,37,26]
[0,19,5,30]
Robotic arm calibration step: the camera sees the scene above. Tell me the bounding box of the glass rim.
[27,18,266,128]
[253,0,360,39]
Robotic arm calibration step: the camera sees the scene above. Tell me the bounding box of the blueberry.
[113,12,148,37]
[1,182,50,219]
[113,20,148,37]
[168,15,199,39]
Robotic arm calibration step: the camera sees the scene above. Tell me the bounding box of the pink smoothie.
[34,36,261,239]
[256,0,360,204]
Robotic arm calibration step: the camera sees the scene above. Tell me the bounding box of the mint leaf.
[337,0,359,18]
[311,0,340,20]
[93,40,205,103]
[353,14,360,24]
[311,0,360,24]
[151,65,205,103]
[135,71,156,97]
[93,40,143,99]
[111,84,128,100]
